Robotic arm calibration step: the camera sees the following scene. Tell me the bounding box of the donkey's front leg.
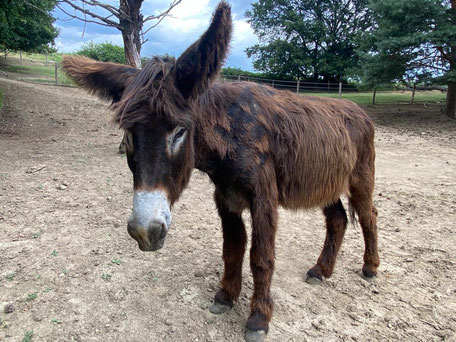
[210,189,247,314]
[246,194,278,342]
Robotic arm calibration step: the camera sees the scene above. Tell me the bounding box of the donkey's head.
[63,1,232,251]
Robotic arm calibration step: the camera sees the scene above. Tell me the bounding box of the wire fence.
[0,52,447,106]
[221,74,358,96]
[0,52,74,86]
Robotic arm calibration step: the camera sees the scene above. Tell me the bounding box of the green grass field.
[312,90,446,106]
[0,52,448,106]
[0,60,74,86]
[8,51,63,63]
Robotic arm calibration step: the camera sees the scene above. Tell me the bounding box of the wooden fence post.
[45,52,48,65]
[338,82,342,100]
[19,51,22,66]
[272,80,275,88]
[237,75,241,82]
[411,83,416,104]
[55,62,58,85]
[372,87,377,105]
[4,48,7,59]
[296,79,300,94]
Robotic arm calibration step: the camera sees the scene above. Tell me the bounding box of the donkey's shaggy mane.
[113,56,192,129]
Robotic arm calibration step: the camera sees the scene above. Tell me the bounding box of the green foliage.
[76,42,126,64]
[221,67,266,79]
[111,258,122,265]
[246,0,373,80]
[0,0,59,52]
[22,330,34,342]
[358,0,455,86]
[26,293,38,301]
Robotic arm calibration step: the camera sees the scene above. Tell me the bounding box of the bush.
[76,42,125,64]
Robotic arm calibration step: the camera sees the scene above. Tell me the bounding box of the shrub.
[76,42,125,64]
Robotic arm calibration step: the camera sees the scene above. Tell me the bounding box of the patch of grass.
[0,63,74,86]
[32,232,41,239]
[312,90,446,106]
[111,258,122,265]
[101,273,112,281]
[7,272,15,281]
[51,318,62,325]
[9,51,64,63]
[43,288,52,293]
[22,330,34,342]
[26,293,38,301]
[50,250,58,257]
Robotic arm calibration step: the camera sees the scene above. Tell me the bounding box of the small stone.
[4,304,14,313]
[57,184,67,190]
[194,271,204,277]
[107,196,112,202]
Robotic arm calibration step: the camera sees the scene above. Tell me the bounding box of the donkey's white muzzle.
[127,190,172,251]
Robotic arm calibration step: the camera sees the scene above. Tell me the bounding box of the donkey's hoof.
[305,266,323,285]
[209,301,232,314]
[362,265,377,279]
[305,275,323,285]
[245,329,267,342]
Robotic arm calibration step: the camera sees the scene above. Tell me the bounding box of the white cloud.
[54,0,258,70]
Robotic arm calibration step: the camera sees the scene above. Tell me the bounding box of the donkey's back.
[199,81,376,210]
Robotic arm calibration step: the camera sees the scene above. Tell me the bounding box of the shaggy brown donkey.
[62,1,379,341]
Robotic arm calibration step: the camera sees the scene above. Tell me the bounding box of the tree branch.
[142,0,181,24]
[57,0,122,29]
[80,0,120,18]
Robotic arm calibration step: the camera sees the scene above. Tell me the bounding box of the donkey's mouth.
[137,237,166,252]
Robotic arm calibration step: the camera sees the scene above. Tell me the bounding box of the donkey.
[62,1,379,341]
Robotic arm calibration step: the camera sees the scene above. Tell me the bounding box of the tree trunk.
[445,82,456,119]
[118,0,143,153]
[122,30,142,68]
[120,0,143,69]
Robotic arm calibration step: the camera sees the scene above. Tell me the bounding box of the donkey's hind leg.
[306,199,348,284]
[349,183,380,278]
[210,188,247,314]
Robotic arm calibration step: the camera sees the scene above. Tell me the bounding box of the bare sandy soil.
[0,78,455,342]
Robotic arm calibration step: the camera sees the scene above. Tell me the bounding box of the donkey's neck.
[191,81,250,178]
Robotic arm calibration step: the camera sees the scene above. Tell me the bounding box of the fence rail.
[0,52,74,87]
[0,52,447,106]
[220,74,357,96]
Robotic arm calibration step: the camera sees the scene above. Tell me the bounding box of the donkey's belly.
[276,137,357,209]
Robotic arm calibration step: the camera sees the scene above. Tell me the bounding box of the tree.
[0,0,59,52]
[245,0,373,81]
[359,0,456,118]
[56,0,181,68]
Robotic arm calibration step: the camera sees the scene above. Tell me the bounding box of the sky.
[53,0,259,71]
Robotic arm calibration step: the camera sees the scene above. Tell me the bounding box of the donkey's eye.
[174,127,186,142]
[167,126,187,156]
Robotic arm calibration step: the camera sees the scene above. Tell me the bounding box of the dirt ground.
[0,77,455,342]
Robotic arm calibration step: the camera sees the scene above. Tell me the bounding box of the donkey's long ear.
[174,1,232,100]
[62,56,137,103]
